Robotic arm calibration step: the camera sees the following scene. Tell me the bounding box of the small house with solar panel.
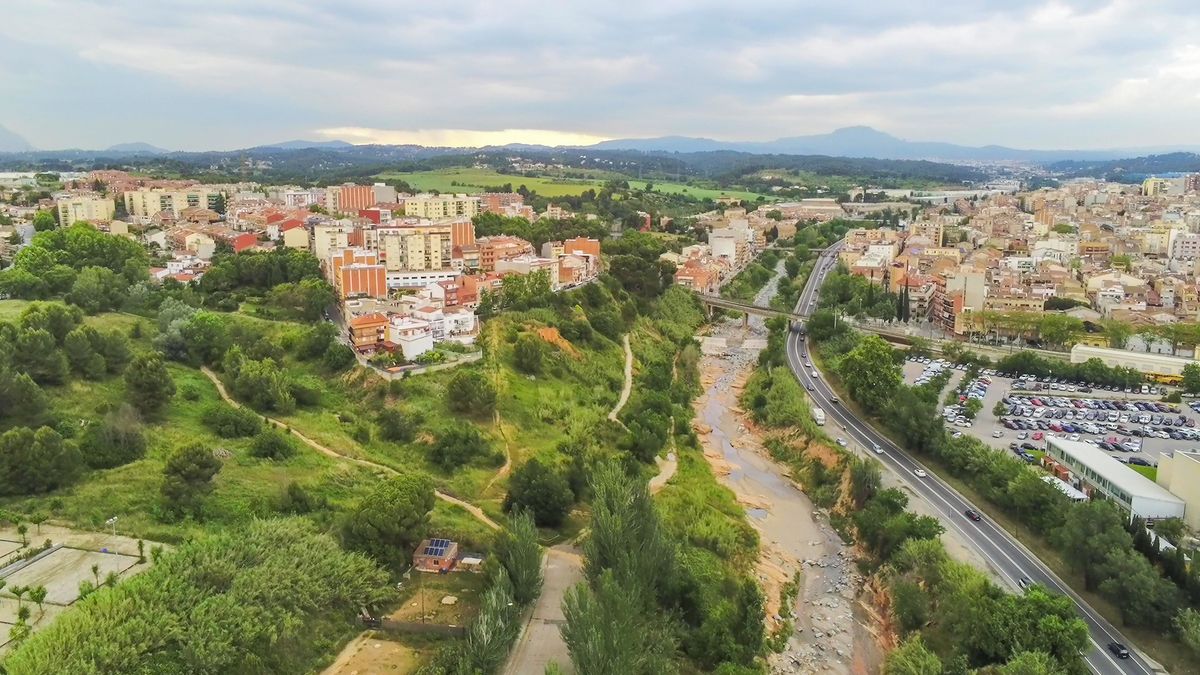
[413,538,459,573]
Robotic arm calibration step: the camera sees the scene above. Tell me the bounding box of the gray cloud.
[0,0,1197,150]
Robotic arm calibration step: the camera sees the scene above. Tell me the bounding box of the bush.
[200,403,263,438]
[429,425,497,470]
[79,404,147,469]
[445,370,496,415]
[248,429,296,460]
[376,409,419,443]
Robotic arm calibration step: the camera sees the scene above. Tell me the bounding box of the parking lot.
[902,358,1200,469]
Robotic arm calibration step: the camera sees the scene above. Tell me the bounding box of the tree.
[885,635,942,675]
[429,425,496,470]
[66,266,126,314]
[513,334,547,374]
[1101,319,1133,350]
[15,329,68,384]
[1037,315,1084,350]
[504,458,574,527]
[64,326,106,379]
[890,580,930,634]
[31,211,55,232]
[493,510,543,606]
[1052,500,1132,590]
[561,571,676,675]
[28,586,46,619]
[963,397,983,420]
[79,404,147,469]
[1098,548,1181,627]
[0,426,83,495]
[839,334,901,415]
[376,408,418,443]
[1183,362,1200,396]
[992,400,1009,418]
[999,651,1060,675]
[124,352,176,415]
[340,473,435,571]
[445,369,496,415]
[1175,607,1200,656]
[160,443,221,517]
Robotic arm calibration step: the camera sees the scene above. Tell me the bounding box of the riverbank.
[692,260,882,674]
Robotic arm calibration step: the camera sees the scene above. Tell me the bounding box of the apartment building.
[125,188,225,217]
[56,195,115,224]
[403,194,480,219]
[329,248,387,300]
[907,220,944,246]
[476,235,534,272]
[495,255,561,289]
[312,223,355,262]
[325,183,397,214]
[479,192,525,214]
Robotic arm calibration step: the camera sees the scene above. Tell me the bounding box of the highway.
[786,245,1155,675]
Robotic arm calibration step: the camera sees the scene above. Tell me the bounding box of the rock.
[440,595,458,605]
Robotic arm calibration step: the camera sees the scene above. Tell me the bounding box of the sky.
[1,0,1199,151]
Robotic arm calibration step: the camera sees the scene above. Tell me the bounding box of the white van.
[811,370,818,378]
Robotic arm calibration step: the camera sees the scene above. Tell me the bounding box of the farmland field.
[375,168,771,202]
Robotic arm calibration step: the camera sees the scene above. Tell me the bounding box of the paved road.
[502,544,583,675]
[787,245,1156,675]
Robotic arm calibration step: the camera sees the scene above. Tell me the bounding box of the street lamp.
[104,516,117,538]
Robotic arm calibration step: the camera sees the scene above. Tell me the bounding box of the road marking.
[786,253,1143,675]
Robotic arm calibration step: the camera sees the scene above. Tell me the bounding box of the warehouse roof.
[1048,437,1184,505]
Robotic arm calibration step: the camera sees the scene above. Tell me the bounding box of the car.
[1128,457,1154,467]
[1016,431,1028,440]
[951,430,963,438]
[810,370,818,378]
[913,469,927,478]
[835,437,847,446]
[964,509,982,521]
[807,384,814,391]
[872,443,883,454]
[1032,431,1043,440]
[804,360,811,367]
[991,429,1003,438]
[1107,642,1130,659]
[1018,576,1031,590]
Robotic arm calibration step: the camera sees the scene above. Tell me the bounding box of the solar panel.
[422,538,452,557]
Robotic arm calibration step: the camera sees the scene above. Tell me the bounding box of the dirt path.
[648,451,677,494]
[502,544,583,675]
[606,334,633,426]
[200,367,499,531]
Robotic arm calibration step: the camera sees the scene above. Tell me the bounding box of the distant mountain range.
[259,139,356,150]
[589,126,1200,163]
[0,124,33,153]
[106,142,169,154]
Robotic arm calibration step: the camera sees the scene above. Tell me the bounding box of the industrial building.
[1045,437,1185,522]
[1069,344,1197,379]
[1156,449,1200,529]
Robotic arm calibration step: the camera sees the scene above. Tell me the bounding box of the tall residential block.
[124,188,225,217]
[403,194,480,219]
[56,195,116,224]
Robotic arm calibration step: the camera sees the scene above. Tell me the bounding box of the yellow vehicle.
[1148,373,1182,386]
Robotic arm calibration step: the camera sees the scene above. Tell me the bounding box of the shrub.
[248,429,296,460]
[200,403,263,438]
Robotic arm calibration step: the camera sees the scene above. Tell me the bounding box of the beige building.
[125,188,225,217]
[1156,450,1200,529]
[378,224,454,272]
[56,195,116,224]
[403,194,480,219]
[312,224,354,263]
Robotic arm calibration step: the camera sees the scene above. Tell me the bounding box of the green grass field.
[375,167,771,202]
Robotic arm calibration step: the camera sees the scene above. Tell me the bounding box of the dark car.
[964,509,982,522]
[1127,457,1154,467]
[1107,642,1130,659]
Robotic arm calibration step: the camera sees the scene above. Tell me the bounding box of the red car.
[1032,432,1044,440]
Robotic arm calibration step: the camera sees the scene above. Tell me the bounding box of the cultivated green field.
[375,168,771,202]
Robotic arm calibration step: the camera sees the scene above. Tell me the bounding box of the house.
[348,313,389,352]
[388,316,435,361]
[413,538,459,573]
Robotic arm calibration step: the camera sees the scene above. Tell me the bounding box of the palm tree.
[11,585,26,611]
[29,585,46,619]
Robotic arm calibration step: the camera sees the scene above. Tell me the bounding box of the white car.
[913,469,927,478]
[872,443,883,454]
[991,429,1003,438]
[836,437,847,447]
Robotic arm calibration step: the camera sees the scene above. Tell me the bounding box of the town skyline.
[2,0,1199,151]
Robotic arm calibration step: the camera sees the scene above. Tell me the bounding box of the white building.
[387,316,435,361]
[1069,344,1197,378]
[1046,438,1185,521]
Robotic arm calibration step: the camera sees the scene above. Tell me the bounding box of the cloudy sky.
[2,0,1199,151]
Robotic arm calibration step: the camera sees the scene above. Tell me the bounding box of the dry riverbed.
[694,313,882,674]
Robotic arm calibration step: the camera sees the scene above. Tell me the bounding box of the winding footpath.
[199,367,499,530]
[606,334,634,427]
